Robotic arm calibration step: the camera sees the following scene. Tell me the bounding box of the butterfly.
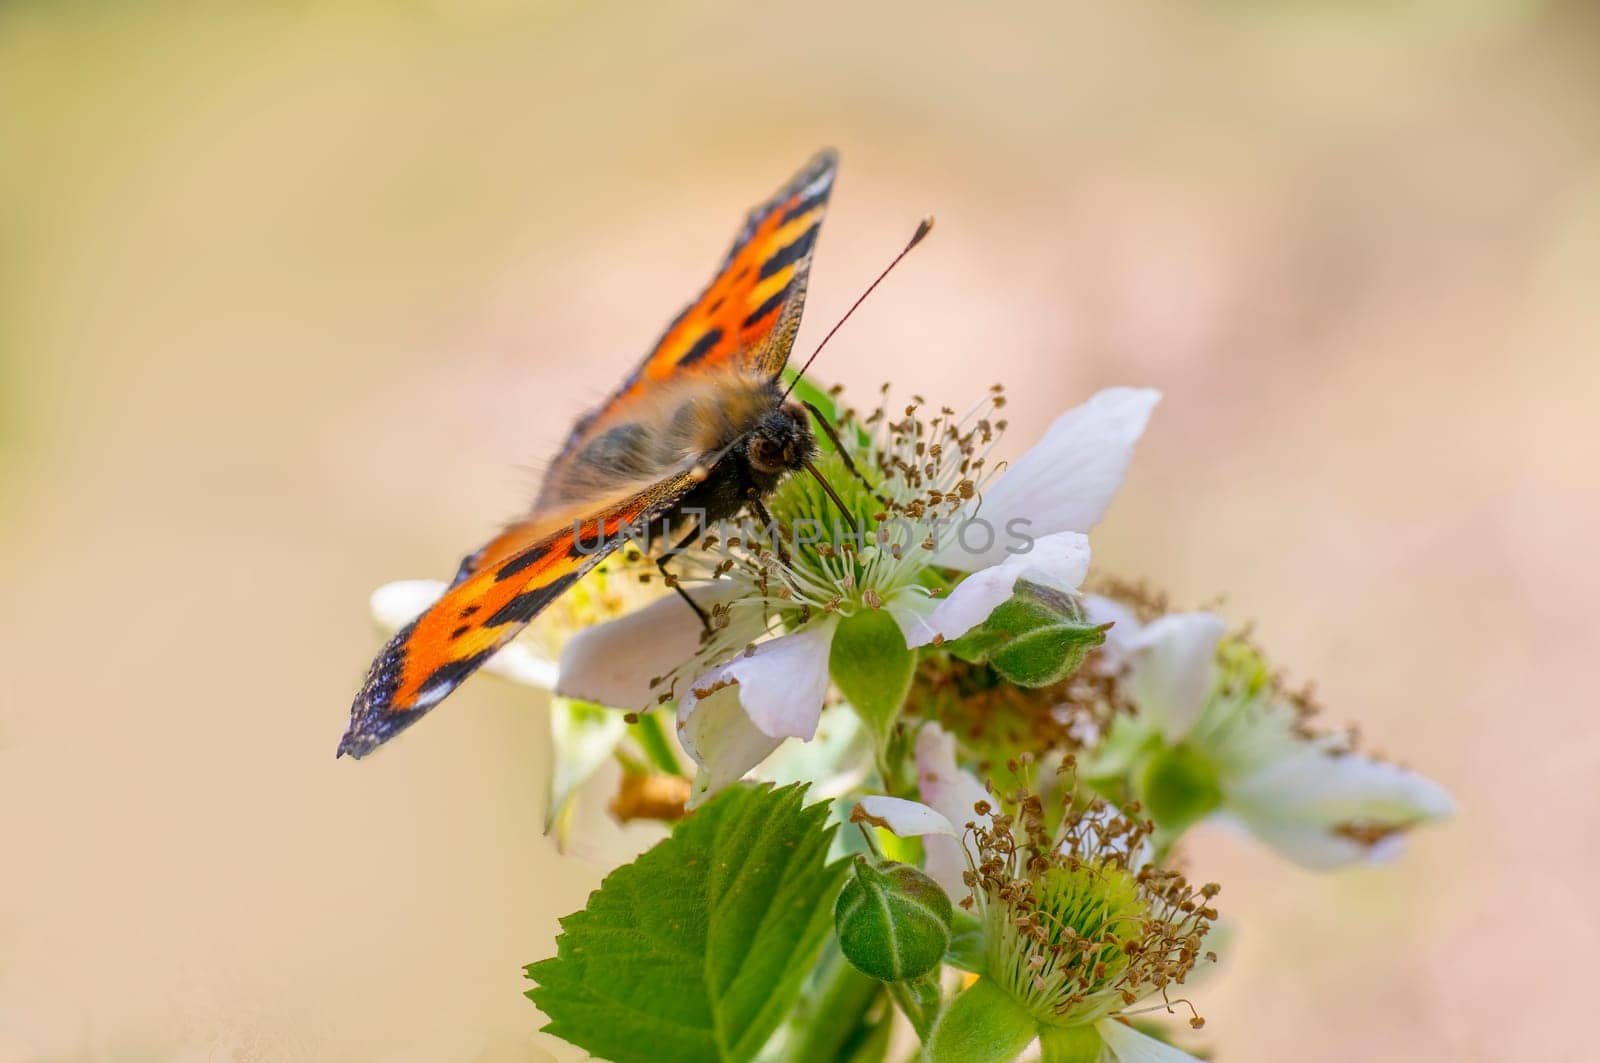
[338,150,841,758]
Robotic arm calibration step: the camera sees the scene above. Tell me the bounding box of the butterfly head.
[744,402,818,488]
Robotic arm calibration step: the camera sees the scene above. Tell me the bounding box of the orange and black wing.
[632,148,837,383]
[534,149,837,512]
[338,469,702,758]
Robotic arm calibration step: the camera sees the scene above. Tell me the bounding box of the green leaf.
[830,609,916,746]
[526,783,847,1063]
[941,581,1106,688]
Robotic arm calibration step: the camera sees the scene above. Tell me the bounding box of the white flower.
[560,386,1161,804]
[860,764,1215,1062]
[1083,596,1456,869]
[556,583,740,711]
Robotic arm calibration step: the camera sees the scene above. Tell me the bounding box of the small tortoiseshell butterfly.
[339,150,840,758]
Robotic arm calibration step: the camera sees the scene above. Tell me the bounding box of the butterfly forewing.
[534,149,836,514]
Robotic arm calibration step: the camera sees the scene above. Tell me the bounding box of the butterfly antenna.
[781,216,934,402]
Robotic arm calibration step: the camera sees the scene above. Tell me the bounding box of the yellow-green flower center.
[986,859,1147,1026]
[765,449,898,617]
[1139,743,1223,834]
[964,787,1219,1032]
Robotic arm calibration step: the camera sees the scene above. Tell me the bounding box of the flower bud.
[834,855,952,982]
[971,581,1107,689]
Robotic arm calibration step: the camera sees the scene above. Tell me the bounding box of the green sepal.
[943,908,986,975]
[1038,1024,1105,1063]
[940,581,1106,688]
[922,978,1039,1063]
[830,609,916,747]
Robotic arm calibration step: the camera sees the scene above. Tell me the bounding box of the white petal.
[855,796,960,837]
[915,723,992,829]
[1096,1018,1204,1062]
[556,584,740,710]
[370,579,448,631]
[1224,747,1457,870]
[544,698,628,837]
[675,620,837,807]
[676,683,785,808]
[885,588,941,649]
[1124,613,1225,740]
[371,578,558,690]
[1082,593,1143,669]
[915,722,992,899]
[904,532,1091,648]
[717,618,837,739]
[934,387,1160,570]
[483,642,561,690]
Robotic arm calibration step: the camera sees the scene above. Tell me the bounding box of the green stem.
[875,746,900,797]
[842,1016,893,1063]
[629,710,683,775]
[888,973,942,1041]
[783,945,883,1063]
[873,724,914,799]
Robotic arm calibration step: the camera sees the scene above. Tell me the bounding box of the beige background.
[2,2,1596,1060]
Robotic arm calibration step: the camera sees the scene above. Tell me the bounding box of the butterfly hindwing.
[338,468,703,758]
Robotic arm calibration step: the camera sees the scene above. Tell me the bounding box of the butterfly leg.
[657,520,712,631]
[746,496,790,565]
[801,401,888,505]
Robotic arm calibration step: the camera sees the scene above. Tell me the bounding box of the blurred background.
[2,1,1596,1060]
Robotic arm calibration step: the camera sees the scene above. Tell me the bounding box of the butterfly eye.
[748,435,786,474]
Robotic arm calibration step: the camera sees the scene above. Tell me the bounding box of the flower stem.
[782,943,883,1063]
[888,973,942,1041]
